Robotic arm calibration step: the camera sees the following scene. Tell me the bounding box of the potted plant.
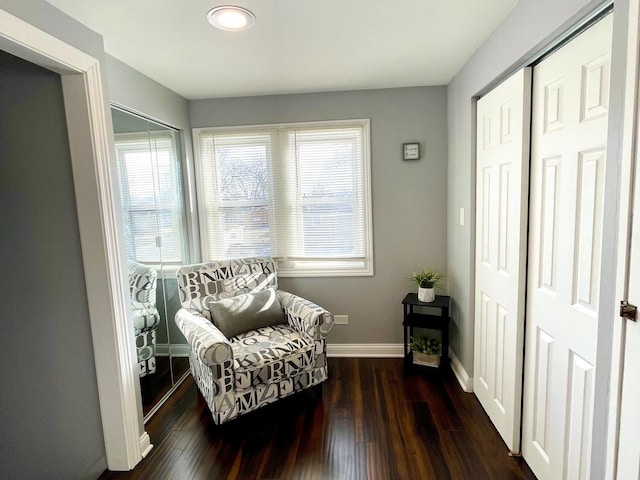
[409,335,441,368]
[410,269,445,303]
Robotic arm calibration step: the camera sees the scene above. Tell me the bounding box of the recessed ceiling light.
[207,5,256,32]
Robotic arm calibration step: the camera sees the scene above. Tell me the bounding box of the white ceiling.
[46,0,517,100]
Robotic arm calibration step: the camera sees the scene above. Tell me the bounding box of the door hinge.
[620,300,638,321]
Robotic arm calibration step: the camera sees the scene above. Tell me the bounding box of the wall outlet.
[334,315,349,325]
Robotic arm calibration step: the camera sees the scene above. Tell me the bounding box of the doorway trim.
[605,0,640,477]
[0,8,147,470]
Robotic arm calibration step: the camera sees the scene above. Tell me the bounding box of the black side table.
[402,293,450,370]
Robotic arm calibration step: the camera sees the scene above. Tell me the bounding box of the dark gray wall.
[0,50,106,479]
[190,87,448,345]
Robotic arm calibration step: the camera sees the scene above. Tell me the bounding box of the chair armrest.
[175,308,237,420]
[277,290,335,340]
[175,308,233,367]
[132,308,160,334]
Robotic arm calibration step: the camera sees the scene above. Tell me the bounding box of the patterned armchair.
[128,261,161,377]
[175,257,334,425]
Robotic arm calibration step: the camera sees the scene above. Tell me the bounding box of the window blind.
[195,120,372,276]
[115,132,186,264]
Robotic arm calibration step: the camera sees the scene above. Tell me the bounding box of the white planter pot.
[417,287,435,303]
[413,352,441,368]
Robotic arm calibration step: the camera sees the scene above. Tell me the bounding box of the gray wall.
[190,87,448,345]
[0,50,105,479]
[156,278,183,345]
[106,55,191,131]
[446,0,612,373]
[0,0,104,64]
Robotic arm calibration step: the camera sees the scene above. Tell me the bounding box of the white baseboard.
[139,432,153,458]
[82,456,107,480]
[449,348,473,393]
[327,343,404,358]
[328,345,473,393]
[155,343,189,357]
[160,341,472,397]
[160,343,403,358]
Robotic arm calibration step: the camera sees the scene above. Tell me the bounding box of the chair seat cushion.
[230,324,315,389]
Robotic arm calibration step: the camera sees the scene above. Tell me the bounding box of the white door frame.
[605,0,640,477]
[0,9,148,470]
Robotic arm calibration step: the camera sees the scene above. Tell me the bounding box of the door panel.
[522,14,612,479]
[112,107,190,421]
[474,68,531,453]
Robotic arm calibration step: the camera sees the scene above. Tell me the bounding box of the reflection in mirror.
[111,106,190,421]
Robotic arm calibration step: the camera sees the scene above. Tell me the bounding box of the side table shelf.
[402,293,450,371]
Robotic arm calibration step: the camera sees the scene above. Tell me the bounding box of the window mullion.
[208,135,226,259]
[292,131,306,257]
[270,128,296,259]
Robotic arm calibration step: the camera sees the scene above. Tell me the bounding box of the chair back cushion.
[176,257,278,314]
[205,289,285,339]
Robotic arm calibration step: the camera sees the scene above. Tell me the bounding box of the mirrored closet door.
[111,106,190,421]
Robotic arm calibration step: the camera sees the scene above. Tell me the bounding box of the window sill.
[276,260,373,277]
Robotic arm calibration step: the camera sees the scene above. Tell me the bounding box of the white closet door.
[522,14,612,480]
[474,68,531,453]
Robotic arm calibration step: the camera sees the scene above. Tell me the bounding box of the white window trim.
[192,119,373,277]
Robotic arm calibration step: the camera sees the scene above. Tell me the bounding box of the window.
[115,131,187,265]
[194,120,372,276]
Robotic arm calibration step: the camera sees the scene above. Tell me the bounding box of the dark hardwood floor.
[100,358,536,480]
[140,356,190,416]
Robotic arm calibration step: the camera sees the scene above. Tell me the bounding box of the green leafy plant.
[409,270,446,290]
[409,335,441,355]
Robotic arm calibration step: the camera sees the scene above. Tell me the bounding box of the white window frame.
[193,119,373,277]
